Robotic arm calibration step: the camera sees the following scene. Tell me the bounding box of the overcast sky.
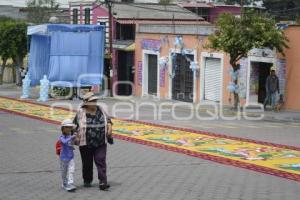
[0,0,264,8]
[0,0,70,8]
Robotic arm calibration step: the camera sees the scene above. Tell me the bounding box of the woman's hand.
[107,123,112,137]
[73,132,81,145]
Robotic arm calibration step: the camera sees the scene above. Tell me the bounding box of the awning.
[27,24,104,35]
[124,43,135,51]
[112,40,135,51]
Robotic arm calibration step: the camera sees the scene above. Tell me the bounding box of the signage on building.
[141,39,161,52]
[248,48,276,58]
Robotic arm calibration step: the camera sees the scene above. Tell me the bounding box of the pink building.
[179,2,241,23]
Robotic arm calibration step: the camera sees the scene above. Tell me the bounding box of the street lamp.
[95,0,114,96]
[105,0,114,97]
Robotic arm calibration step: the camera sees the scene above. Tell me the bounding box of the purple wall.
[209,6,241,23]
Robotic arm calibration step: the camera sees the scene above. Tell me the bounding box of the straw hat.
[82,92,100,102]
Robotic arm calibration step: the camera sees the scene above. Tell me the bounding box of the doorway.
[147,54,158,95]
[117,51,134,96]
[249,62,272,103]
[204,57,222,102]
[172,54,194,102]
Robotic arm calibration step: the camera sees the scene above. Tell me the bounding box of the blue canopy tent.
[27,24,105,88]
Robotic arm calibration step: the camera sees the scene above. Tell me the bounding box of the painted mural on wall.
[159,57,168,87]
[137,61,143,86]
[277,59,286,96]
[250,62,259,96]
[159,67,166,87]
[141,39,161,52]
[248,48,276,58]
[239,58,248,99]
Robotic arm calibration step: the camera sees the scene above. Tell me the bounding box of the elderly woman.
[74,92,113,190]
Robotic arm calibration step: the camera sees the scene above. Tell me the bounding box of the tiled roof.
[116,19,209,25]
[178,3,214,8]
[111,3,203,21]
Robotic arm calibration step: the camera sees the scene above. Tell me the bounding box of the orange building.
[282,25,300,110]
[134,24,300,110]
[135,23,235,106]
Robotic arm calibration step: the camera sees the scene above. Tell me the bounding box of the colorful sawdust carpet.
[0,96,300,182]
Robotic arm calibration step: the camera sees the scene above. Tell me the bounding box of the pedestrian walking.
[264,67,280,110]
[58,119,79,192]
[73,92,113,191]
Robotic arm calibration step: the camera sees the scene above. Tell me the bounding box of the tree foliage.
[26,0,59,24]
[263,0,300,21]
[207,10,288,69]
[0,18,27,84]
[216,0,260,6]
[159,0,172,4]
[207,10,288,108]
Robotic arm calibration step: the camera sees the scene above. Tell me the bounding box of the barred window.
[73,8,78,24]
[84,8,91,24]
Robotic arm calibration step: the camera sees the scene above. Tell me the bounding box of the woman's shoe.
[99,183,110,191]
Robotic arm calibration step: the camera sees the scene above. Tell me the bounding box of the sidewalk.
[1,83,300,122]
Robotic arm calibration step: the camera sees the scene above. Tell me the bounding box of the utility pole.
[241,0,244,18]
[104,0,113,96]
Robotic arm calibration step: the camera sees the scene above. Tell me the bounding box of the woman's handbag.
[107,136,114,145]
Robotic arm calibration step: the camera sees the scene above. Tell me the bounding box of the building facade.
[134,23,229,104]
[135,24,300,111]
[69,1,203,95]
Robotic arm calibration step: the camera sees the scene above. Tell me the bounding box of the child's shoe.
[63,184,76,192]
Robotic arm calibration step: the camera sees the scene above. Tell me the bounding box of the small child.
[275,94,284,112]
[59,119,78,192]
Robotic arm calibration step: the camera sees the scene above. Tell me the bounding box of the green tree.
[263,0,300,21]
[207,10,288,108]
[26,0,59,24]
[159,0,172,4]
[0,19,27,85]
[216,0,260,5]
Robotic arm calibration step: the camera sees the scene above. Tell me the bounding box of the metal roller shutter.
[204,58,221,102]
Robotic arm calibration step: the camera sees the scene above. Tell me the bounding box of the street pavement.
[1,85,300,200]
[1,109,300,200]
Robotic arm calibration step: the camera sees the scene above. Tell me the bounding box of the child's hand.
[73,133,81,145]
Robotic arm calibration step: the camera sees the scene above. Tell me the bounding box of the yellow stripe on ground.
[261,123,282,128]
[1,97,300,178]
